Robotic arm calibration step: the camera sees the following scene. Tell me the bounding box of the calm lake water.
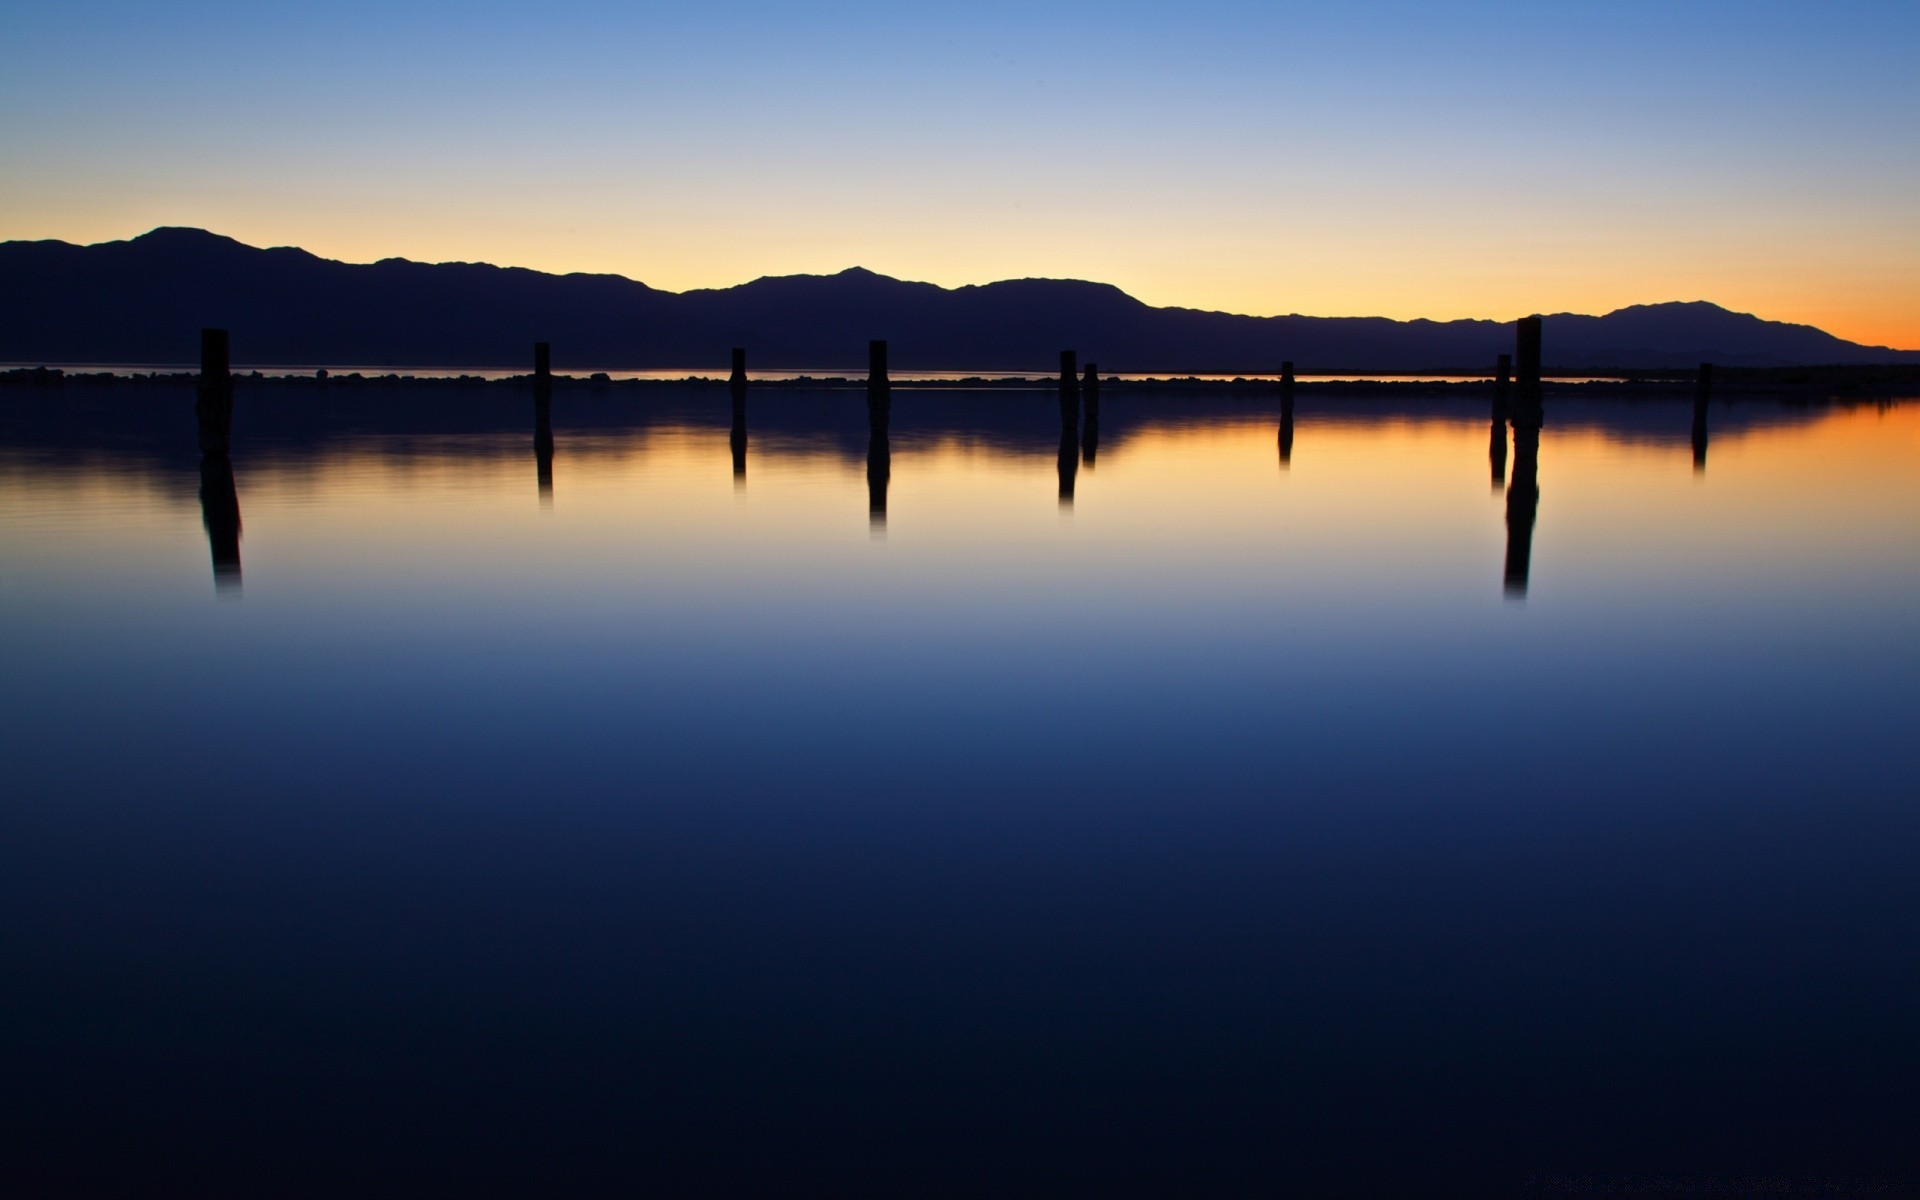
[3,382,1917,1197]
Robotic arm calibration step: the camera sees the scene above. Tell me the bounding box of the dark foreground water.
[3,383,1917,1197]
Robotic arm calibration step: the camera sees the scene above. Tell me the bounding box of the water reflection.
[1278,392,1295,467]
[198,453,242,593]
[1058,422,1078,507]
[730,387,748,485]
[195,337,240,591]
[533,409,555,504]
[1504,392,1542,597]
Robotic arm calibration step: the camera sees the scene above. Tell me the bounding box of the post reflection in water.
[1504,393,1542,596]
[730,388,748,485]
[1058,422,1079,507]
[198,453,242,593]
[866,426,890,531]
[1489,369,1510,489]
[534,410,555,504]
[1489,408,1508,488]
[195,331,241,592]
[1278,393,1295,467]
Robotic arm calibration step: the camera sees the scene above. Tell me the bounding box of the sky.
[3,0,1917,347]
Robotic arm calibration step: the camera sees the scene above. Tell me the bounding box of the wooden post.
[1515,317,1542,390]
[1692,362,1712,471]
[533,341,553,412]
[1280,360,1295,392]
[867,339,890,430]
[1495,353,1511,389]
[730,347,748,481]
[201,328,230,386]
[196,327,234,458]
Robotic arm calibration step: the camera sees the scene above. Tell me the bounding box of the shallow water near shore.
[3,382,1918,1195]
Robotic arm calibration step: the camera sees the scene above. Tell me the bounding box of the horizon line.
[15,224,1914,353]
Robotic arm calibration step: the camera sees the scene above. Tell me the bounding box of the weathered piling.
[867,339,890,431]
[1495,353,1512,390]
[196,327,234,457]
[534,341,553,412]
[730,349,748,481]
[201,328,231,387]
[1515,317,1542,391]
[1281,361,1295,393]
[1692,362,1713,471]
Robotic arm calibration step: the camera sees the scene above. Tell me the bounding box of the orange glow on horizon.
[8,209,1917,353]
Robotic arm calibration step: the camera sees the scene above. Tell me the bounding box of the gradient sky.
[4,0,1916,347]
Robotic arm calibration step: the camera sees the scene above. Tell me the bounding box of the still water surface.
[3,384,1917,1195]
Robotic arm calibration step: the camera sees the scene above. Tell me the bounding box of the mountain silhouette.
[3,227,1913,370]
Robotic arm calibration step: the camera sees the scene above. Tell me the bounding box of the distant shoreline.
[6,363,1918,398]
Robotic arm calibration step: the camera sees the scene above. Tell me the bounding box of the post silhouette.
[1491,354,1511,487]
[193,328,241,590]
[868,340,890,432]
[1281,361,1295,394]
[1515,317,1542,391]
[867,414,890,532]
[196,327,234,457]
[1058,421,1079,507]
[198,447,242,593]
[1279,390,1295,467]
[1504,399,1542,596]
[534,340,553,413]
[730,396,747,484]
[1692,362,1713,471]
[534,410,555,503]
[727,348,749,484]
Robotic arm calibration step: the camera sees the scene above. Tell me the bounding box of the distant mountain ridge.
[3,227,1913,370]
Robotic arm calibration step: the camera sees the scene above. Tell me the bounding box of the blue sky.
[4,0,1916,343]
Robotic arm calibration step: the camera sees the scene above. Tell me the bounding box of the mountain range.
[3,227,1913,371]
